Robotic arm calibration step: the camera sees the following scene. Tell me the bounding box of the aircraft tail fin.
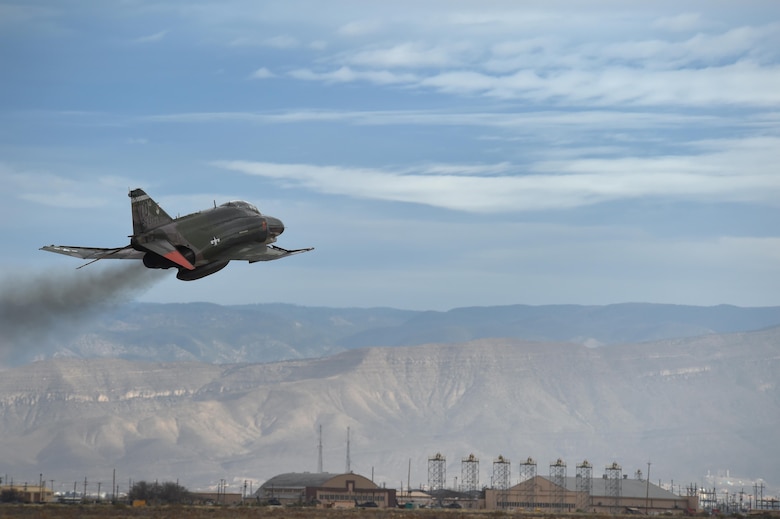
[129,188,174,235]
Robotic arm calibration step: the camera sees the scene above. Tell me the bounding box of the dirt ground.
[0,505,607,519]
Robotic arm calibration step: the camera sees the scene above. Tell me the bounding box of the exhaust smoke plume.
[0,263,166,365]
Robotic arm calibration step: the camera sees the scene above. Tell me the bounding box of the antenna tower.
[427,453,446,491]
[461,453,479,493]
[519,457,537,509]
[493,455,511,489]
[550,458,567,512]
[606,462,622,514]
[317,425,323,473]
[576,459,593,512]
[493,455,511,510]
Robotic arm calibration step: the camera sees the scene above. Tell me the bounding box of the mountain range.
[8,302,780,365]
[0,302,778,496]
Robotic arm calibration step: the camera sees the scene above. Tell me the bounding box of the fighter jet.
[41,188,313,280]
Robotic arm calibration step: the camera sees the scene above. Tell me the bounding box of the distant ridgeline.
[10,301,780,365]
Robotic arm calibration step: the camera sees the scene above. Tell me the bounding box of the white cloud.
[289,66,418,85]
[0,163,129,209]
[229,34,299,48]
[231,5,779,108]
[0,3,56,24]
[337,19,383,36]
[651,13,705,33]
[133,30,168,44]
[346,42,468,69]
[138,108,763,140]
[253,15,780,107]
[250,67,275,79]
[0,163,74,193]
[416,62,780,106]
[212,135,780,212]
[417,162,513,176]
[265,35,298,49]
[18,192,108,209]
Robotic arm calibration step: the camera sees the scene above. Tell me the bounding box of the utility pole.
[645,462,651,514]
[317,424,323,473]
[407,458,411,495]
[345,426,351,473]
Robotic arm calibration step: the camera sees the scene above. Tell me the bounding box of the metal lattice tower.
[576,460,593,512]
[550,458,567,511]
[605,462,622,514]
[493,455,511,510]
[461,454,479,493]
[519,457,537,508]
[493,455,511,489]
[427,453,446,491]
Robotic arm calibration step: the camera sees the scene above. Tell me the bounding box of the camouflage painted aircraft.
[41,188,313,280]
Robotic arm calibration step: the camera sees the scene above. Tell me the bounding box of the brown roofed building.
[255,472,396,509]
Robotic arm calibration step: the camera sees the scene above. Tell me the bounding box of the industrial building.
[254,472,396,508]
[484,474,698,514]
[1,484,53,503]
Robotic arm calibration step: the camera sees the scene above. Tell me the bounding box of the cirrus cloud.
[212,135,780,213]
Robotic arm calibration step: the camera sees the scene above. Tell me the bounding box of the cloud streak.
[213,138,780,212]
[0,163,133,209]
[139,108,754,133]
[287,60,780,106]
[132,30,168,44]
[245,7,780,107]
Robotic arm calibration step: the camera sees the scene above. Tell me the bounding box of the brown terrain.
[0,506,739,519]
[0,506,630,519]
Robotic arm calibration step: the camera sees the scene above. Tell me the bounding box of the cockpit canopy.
[221,200,260,214]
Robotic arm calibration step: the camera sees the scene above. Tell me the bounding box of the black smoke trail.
[0,263,166,365]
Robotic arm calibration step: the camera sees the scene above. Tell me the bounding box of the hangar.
[254,472,396,509]
[484,475,698,514]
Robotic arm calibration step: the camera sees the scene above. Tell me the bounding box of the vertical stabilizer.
[129,188,174,235]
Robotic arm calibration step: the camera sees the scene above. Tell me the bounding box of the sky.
[2,0,779,311]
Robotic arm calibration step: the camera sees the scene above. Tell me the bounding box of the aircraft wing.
[223,243,314,263]
[40,244,144,260]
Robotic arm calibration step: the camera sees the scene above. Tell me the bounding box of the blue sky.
[2,0,779,310]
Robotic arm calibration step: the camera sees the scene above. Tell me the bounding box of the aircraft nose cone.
[267,216,284,236]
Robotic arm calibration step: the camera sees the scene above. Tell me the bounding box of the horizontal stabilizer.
[219,243,313,263]
[40,244,143,261]
[247,245,315,263]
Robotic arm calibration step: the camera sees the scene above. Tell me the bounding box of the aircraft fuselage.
[40,189,312,280]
